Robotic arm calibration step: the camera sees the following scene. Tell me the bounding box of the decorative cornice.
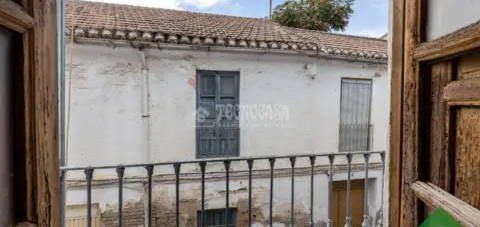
[69,27,388,61]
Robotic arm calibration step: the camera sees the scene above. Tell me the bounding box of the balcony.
[60,151,385,227]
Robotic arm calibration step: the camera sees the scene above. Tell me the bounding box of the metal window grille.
[339,79,373,152]
[197,208,237,227]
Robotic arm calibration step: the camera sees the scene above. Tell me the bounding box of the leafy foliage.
[272,0,354,32]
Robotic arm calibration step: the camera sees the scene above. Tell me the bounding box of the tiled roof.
[66,0,387,60]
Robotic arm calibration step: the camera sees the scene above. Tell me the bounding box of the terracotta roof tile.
[66,0,387,60]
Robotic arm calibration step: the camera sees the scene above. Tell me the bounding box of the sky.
[82,0,388,38]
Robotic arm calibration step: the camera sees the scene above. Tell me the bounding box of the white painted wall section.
[66,44,389,167]
[65,42,389,226]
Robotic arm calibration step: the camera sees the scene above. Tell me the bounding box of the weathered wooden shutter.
[196,71,239,158]
[390,0,480,226]
[217,75,240,157]
[339,79,372,151]
[197,74,218,157]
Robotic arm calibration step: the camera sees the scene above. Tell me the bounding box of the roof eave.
[69,36,388,64]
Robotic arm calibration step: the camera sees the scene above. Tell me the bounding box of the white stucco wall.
[66,44,389,167]
[426,0,480,41]
[65,43,389,226]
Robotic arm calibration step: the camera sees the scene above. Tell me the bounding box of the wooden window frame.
[0,0,59,226]
[389,0,480,226]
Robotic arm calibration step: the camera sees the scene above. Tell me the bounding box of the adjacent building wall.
[66,44,389,167]
[65,43,389,226]
[426,0,480,41]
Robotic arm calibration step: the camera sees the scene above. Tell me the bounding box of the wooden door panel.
[425,52,480,210]
[457,52,480,80]
[454,107,480,208]
[451,54,480,209]
[443,78,480,103]
[333,180,364,227]
[426,62,454,191]
[423,52,480,218]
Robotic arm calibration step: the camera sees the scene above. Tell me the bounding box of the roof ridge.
[283,26,387,42]
[75,0,270,20]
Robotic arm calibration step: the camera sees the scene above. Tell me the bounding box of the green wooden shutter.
[197,74,218,157]
[197,71,239,158]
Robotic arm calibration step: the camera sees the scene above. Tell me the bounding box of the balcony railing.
[60,151,385,227]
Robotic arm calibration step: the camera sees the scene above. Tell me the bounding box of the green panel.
[419,209,462,227]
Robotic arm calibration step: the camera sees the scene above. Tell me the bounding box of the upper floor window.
[196,71,240,158]
[339,78,372,152]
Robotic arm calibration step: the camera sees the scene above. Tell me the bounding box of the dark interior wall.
[0,25,15,226]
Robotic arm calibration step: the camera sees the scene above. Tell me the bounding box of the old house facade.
[64,1,389,226]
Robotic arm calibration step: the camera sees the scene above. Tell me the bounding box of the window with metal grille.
[339,78,372,152]
[197,208,237,227]
[196,71,240,158]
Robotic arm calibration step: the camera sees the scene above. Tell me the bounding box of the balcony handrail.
[60,150,386,227]
[60,150,384,172]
